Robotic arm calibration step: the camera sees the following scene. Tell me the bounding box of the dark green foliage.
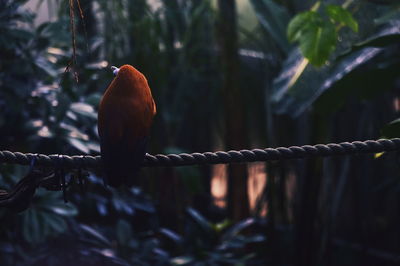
[273,11,400,117]
[0,0,267,265]
[0,0,104,156]
[287,4,358,66]
[326,4,358,32]
[265,1,400,265]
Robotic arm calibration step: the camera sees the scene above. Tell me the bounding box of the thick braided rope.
[0,138,399,169]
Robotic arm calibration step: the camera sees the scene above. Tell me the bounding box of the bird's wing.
[100,131,147,187]
[99,106,148,187]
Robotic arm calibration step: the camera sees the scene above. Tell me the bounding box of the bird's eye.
[111,66,120,76]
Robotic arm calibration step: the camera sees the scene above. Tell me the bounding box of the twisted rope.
[1,138,399,169]
[0,138,399,211]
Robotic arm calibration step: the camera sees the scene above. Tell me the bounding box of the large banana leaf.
[271,23,400,117]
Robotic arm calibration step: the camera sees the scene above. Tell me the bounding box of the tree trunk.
[217,0,249,221]
[294,111,327,266]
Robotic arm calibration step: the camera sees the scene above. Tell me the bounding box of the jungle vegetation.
[0,0,399,265]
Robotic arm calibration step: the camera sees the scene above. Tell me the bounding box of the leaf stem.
[288,58,309,90]
[342,0,355,8]
[311,1,321,11]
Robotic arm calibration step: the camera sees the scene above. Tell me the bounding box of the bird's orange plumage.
[98,65,156,187]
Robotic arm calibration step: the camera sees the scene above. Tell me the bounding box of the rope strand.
[0,138,399,169]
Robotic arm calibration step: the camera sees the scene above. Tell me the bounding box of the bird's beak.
[111,66,120,76]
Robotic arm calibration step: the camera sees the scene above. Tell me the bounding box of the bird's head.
[106,65,150,98]
[110,65,146,82]
[111,66,120,76]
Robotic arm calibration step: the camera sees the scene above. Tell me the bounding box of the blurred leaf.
[381,118,400,138]
[70,102,97,119]
[68,138,90,154]
[287,11,315,42]
[326,4,358,32]
[301,20,336,66]
[20,193,75,243]
[46,47,66,56]
[112,189,155,214]
[249,0,290,52]
[44,212,68,233]
[116,219,132,245]
[60,123,89,140]
[287,11,337,66]
[35,57,58,77]
[79,224,111,246]
[96,201,107,216]
[85,93,102,107]
[87,142,101,153]
[37,126,53,138]
[170,256,194,265]
[46,203,78,216]
[186,207,213,234]
[153,247,170,259]
[66,111,78,121]
[338,33,400,59]
[271,45,384,116]
[222,218,257,240]
[213,219,231,233]
[374,5,400,24]
[159,228,183,245]
[22,209,36,243]
[86,61,109,69]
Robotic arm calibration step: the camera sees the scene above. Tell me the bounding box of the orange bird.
[98,65,156,187]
